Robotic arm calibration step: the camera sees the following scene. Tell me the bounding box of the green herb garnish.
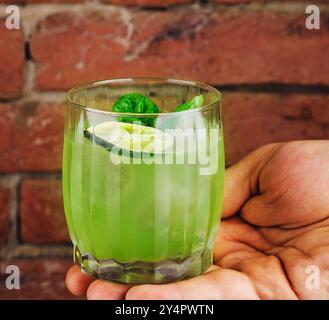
[112,93,204,128]
[112,93,159,127]
[173,95,204,112]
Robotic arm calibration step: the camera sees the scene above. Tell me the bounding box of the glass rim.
[66,77,222,118]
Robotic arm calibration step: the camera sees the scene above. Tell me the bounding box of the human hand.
[66,140,329,299]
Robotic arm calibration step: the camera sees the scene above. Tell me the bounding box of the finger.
[87,279,131,300]
[223,143,282,218]
[125,268,259,300]
[66,265,95,297]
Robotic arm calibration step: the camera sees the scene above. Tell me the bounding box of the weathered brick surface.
[31,9,329,91]
[209,0,251,3]
[0,187,10,243]
[0,102,65,173]
[0,259,78,299]
[21,179,69,244]
[0,0,82,3]
[0,19,24,98]
[0,94,328,172]
[209,0,329,2]
[108,0,193,6]
[222,92,329,166]
[0,0,328,301]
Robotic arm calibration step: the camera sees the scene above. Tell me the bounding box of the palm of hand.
[66,141,329,299]
[212,141,329,299]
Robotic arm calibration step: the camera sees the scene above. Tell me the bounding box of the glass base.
[74,246,212,284]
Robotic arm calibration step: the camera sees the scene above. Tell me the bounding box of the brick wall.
[0,0,328,299]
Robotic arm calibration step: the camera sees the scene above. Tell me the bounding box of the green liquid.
[63,133,224,263]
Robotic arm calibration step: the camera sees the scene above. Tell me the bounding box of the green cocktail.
[63,78,224,283]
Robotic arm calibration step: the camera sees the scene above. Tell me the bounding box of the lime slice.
[84,121,174,156]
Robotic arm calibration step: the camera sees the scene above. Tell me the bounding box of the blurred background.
[0,0,328,299]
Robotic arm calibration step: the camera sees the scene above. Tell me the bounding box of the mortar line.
[1,82,329,106]
[0,172,62,179]
[0,175,19,259]
[15,177,22,245]
[217,83,329,94]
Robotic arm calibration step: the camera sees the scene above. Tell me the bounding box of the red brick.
[21,179,69,244]
[209,0,251,3]
[108,0,193,6]
[30,9,329,90]
[209,0,329,2]
[0,187,10,243]
[222,92,329,166]
[0,0,82,3]
[0,102,65,172]
[0,95,328,172]
[0,259,78,299]
[0,19,24,98]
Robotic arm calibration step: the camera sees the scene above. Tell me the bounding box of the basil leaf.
[112,93,159,127]
[174,95,204,112]
[156,95,204,130]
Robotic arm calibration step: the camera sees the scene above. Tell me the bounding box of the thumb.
[223,143,282,218]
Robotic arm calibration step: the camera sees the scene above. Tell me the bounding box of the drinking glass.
[63,78,224,284]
